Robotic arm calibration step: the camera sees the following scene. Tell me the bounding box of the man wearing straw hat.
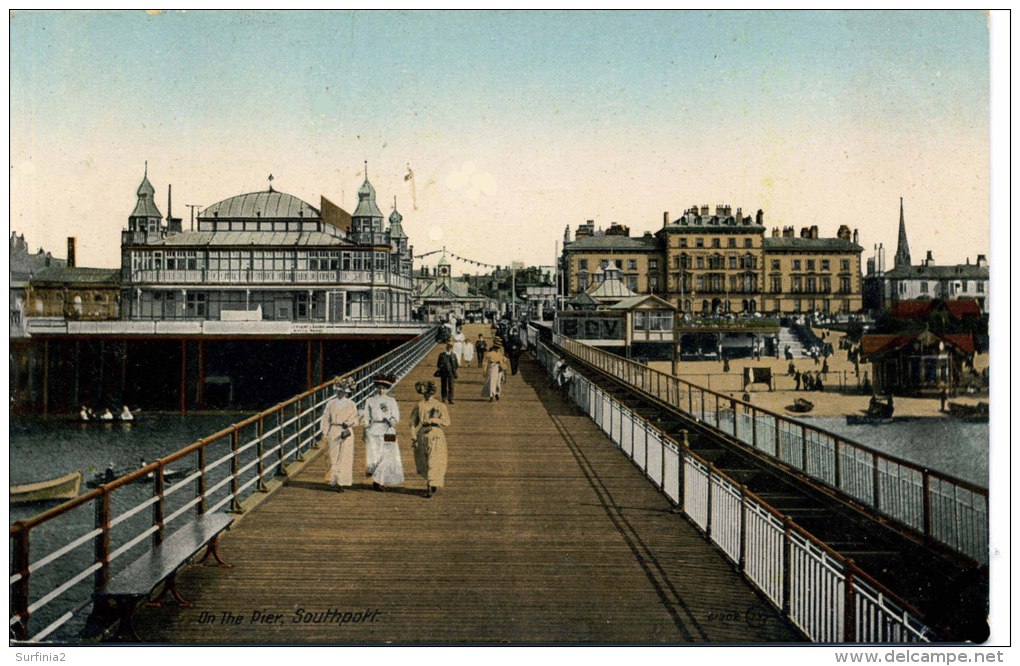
[410,380,450,498]
[320,377,360,493]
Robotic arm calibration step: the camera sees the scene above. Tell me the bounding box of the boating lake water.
[798,416,989,488]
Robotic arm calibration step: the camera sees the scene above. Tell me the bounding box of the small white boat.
[10,471,82,504]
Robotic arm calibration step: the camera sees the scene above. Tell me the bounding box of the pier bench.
[95,512,234,641]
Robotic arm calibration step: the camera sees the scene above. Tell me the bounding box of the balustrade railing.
[533,339,934,643]
[9,326,440,643]
[546,332,988,565]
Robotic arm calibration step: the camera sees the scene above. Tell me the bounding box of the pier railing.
[9,325,440,643]
[534,339,934,643]
[546,332,988,565]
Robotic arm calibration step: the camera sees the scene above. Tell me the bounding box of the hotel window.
[841,259,850,271]
[792,277,802,293]
[821,260,830,272]
[806,260,815,271]
[679,238,688,248]
[649,277,659,291]
[649,259,658,270]
[375,252,388,272]
[744,239,753,248]
[626,276,638,291]
[771,276,782,293]
[578,272,589,290]
[154,252,163,270]
[840,277,851,293]
[696,256,704,269]
[711,238,720,248]
[578,259,588,270]
[792,260,801,271]
[627,259,637,270]
[728,238,736,248]
[771,260,780,271]
[634,311,648,330]
[806,277,817,292]
[977,281,984,293]
[920,282,928,294]
[821,277,831,292]
[696,238,704,248]
[728,256,737,269]
[962,280,968,292]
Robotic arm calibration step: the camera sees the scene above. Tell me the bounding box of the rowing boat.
[10,471,82,504]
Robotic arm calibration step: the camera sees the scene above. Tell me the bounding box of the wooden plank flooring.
[135,324,801,644]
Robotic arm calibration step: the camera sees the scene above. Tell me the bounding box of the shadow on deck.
[133,325,802,644]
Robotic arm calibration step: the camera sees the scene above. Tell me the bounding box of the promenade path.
[135,324,800,644]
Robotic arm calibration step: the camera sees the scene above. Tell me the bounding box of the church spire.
[894,197,911,269]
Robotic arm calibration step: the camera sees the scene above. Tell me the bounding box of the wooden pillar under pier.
[306,340,313,390]
[42,339,49,414]
[180,339,187,415]
[198,340,206,409]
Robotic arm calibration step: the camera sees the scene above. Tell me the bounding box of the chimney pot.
[67,237,76,268]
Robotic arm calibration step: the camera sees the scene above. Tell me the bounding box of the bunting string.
[413,248,504,270]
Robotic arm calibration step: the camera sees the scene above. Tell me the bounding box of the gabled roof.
[861,331,975,358]
[568,291,599,308]
[564,235,660,252]
[30,266,120,285]
[882,263,989,280]
[889,299,983,320]
[763,237,862,252]
[607,294,677,311]
[586,277,635,299]
[419,278,478,300]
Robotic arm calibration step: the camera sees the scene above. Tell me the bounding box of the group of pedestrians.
[320,373,448,499]
[320,322,516,499]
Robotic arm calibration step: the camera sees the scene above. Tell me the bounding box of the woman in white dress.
[320,377,360,492]
[452,328,466,365]
[461,332,475,366]
[364,375,404,491]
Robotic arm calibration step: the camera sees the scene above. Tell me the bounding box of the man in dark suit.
[436,343,459,404]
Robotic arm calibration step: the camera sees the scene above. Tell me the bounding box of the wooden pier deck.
[135,325,801,644]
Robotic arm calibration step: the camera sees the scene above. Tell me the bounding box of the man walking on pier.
[320,377,359,492]
[436,343,459,404]
[410,381,450,498]
[475,334,488,368]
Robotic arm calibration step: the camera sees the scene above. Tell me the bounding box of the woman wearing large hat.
[363,375,403,490]
[320,377,359,492]
[410,381,450,498]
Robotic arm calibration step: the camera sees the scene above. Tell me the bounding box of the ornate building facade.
[120,166,415,323]
[560,205,864,316]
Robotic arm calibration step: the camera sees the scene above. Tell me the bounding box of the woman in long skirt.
[410,381,450,498]
[364,375,403,490]
[319,377,360,492]
[482,340,507,402]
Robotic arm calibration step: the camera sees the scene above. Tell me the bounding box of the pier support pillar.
[179,339,187,415]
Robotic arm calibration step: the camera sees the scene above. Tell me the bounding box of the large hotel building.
[563,205,864,316]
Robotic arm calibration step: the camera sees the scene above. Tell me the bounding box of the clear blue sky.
[11,10,991,269]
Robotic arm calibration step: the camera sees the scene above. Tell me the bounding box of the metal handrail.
[534,338,933,643]
[546,331,988,564]
[9,325,440,642]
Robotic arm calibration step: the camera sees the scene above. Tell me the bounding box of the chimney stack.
[67,237,76,268]
[925,250,934,266]
[810,225,819,239]
[853,229,859,245]
[976,254,987,267]
[663,211,670,228]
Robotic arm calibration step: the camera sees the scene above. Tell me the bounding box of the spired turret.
[388,197,408,255]
[128,164,166,243]
[352,162,384,244]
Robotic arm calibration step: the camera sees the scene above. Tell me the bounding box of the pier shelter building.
[120,169,414,324]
